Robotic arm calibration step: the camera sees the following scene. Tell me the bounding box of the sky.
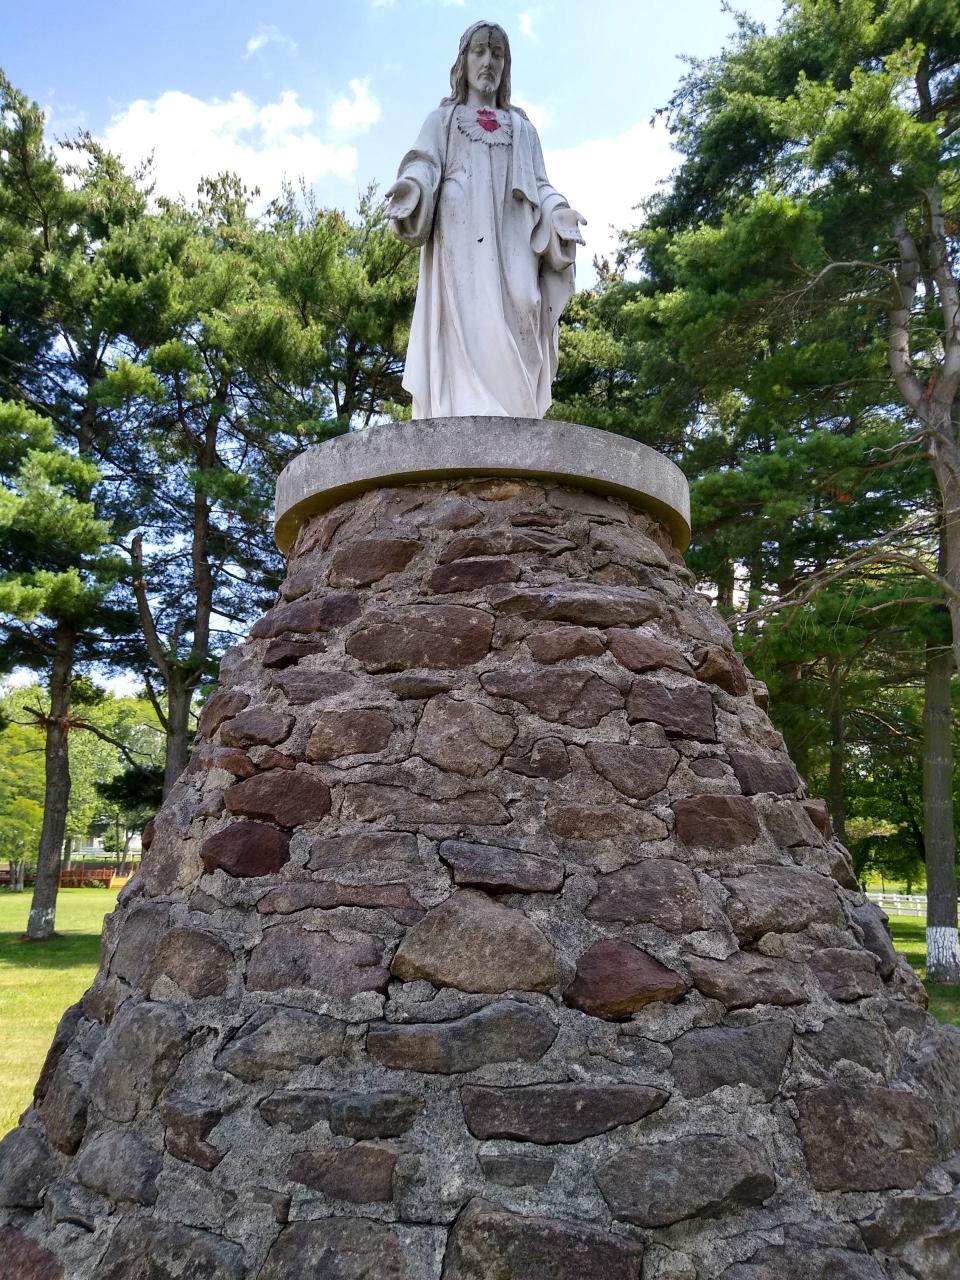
[4,0,786,280]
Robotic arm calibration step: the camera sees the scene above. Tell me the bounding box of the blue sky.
[5,0,785,273]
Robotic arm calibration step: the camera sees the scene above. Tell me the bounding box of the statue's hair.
[441,21,513,109]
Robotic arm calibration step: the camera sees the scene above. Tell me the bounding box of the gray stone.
[259,1089,333,1132]
[43,1178,107,1231]
[586,860,704,931]
[722,867,844,941]
[142,926,234,998]
[799,1017,896,1077]
[461,1082,668,1143]
[670,1021,793,1098]
[585,741,679,800]
[479,1154,555,1188]
[88,1000,188,1122]
[305,709,396,760]
[796,1085,938,1190]
[308,830,420,871]
[329,1091,424,1138]
[852,902,899,979]
[0,1128,55,1208]
[99,1219,244,1280]
[686,952,809,1010]
[341,783,510,827]
[488,583,662,628]
[439,839,564,893]
[247,924,389,997]
[260,1219,406,1280]
[289,1141,398,1202]
[720,1245,885,1280]
[74,1130,161,1205]
[810,947,881,1001]
[367,1000,557,1074]
[861,1192,960,1280]
[215,1007,345,1080]
[415,695,517,776]
[909,1024,960,1152]
[257,880,423,923]
[40,1065,87,1155]
[34,1001,84,1102]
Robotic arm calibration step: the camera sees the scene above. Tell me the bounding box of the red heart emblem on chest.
[476,108,500,133]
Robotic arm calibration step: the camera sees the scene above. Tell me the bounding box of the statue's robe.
[390,104,576,419]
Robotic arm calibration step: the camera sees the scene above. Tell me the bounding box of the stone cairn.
[1,455,959,1278]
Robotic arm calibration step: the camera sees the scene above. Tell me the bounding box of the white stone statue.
[386,20,586,420]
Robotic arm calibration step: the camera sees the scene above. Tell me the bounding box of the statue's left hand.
[553,207,587,246]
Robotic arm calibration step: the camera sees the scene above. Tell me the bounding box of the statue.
[386,20,586,420]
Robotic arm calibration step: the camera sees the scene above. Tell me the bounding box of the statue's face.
[465,27,506,99]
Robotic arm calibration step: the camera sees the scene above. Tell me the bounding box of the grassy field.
[0,893,957,1137]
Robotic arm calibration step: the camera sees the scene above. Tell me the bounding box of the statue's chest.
[454,106,513,146]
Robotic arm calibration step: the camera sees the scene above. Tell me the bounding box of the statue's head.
[443,21,512,109]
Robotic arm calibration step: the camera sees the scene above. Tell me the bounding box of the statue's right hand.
[385,178,419,221]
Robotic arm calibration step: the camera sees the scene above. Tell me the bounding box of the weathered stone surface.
[442,1198,644,1280]
[852,903,899,979]
[564,940,686,1019]
[198,689,250,736]
[803,797,831,833]
[671,1021,793,1099]
[367,1000,557,1073]
[189,743,257,778]
[257,880,423,923]
[433,498,482,529]
[329,1091,424,1138]
[479,1154,555,1188]
[441,529,575,561]
[289,1141,398,1202]
[40,1066,87,1155]
[224,769,331,827]
[626,678,716,740]
[142,926,234,998]
[510,508,563,527]
[74,1131,161,1205]
[720,1244,885,1280]
[462,1082,668,1144]
[388,672,456,699]
[307,829,420,871]
[439,839,563,893]
[262,638,327,668]
[219,706,294,748]
[695,644,749,695]
[547,803,667,842]
[527,627,605,663]
[247,924,389,997]
[587,860,704,931]
[161,1097,224,1170]
[673,794,760,849]
[305,709,395,761]
[585,742,679,800]
[489,584,661,627]
[0,1227,63,1280]
[392,891,555,993]
[861,1192,960,1280]
[799,1017,896,1077]
[250,592,361,639]
[910,1024,960,1152]
[215,1007,345,1080]
[721,867,843,941]
[810,948,882,1001]
[34,1001,84,1102]
[728,749,800,796]
[329,537,419,585]
[427,558,519,593]
[260,1219,406,1280]
[341,784,510,827]
[415,695,516,777]
[686,952,809,1010]
[200,820,290,877]
[99,1219,244,1280]
[596,1135,776,1227]
[764,800,823,848]
[481,668,623,727]
[0,1129,55,1207]
[504,736,571,779]
[88,1001,188,1122]
[259,1088,333,1132]
[346,604,493,671]
[606,629,693,674]
[271,669,357,704]
[796,1085,938,1190]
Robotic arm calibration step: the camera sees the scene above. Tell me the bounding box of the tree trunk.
[827,656,847,846]
[162,671,192,798]
[26,622,75,941]
[10,859,26,892]
[922,636,960,983]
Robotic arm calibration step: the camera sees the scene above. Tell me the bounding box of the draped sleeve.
[388,108,450,248]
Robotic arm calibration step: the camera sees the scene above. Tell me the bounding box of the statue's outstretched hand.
[385,178,420,221]
[553,207,587,246]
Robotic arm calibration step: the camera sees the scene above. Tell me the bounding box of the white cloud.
[245,24,298,58]
[100,89,358,205]
[512,93,550,133]
[328,78,382,136]
[518,10,538,40]
[545,118,677,279]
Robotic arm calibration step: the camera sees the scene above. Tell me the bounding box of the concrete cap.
[274,417,690,554]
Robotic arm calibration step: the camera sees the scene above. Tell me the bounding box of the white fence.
[866,892,927,918]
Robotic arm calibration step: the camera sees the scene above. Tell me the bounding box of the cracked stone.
[367,999,557,1073]
[415,695,517,776]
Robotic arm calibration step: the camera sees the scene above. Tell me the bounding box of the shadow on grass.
[0,932,103,970]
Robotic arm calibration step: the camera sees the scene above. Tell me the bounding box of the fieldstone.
[564,940,687,1019]
[764,800,823,848]
[262,638,327,668]
[200,821,290,877]
[626,679,716,740]
[42,1179,107,1231]
[728,749,801,796]
[341,784,510,827]
[852,902,899,979]
[488,584,661,627]
[587,860,704,932]
[219,706,294,748]
[720,1244,885,1280]
[74,1131,161,1205]
[198,689,250,737]
[694,644,749,695]
[799,1017,896,1076]
[440,529,574,561]
[861,1192,960,1279]
[259,1089,333,1132]
[297,507,345,554]
[224,770,331,827]
[426,558,519,593]
[907,1024,960,1151]
[0,1129,55,1208]
[329,1092,424,1138]
[247,924,389,997]
[686,952,808,1009]
[546,803,667,842]
[810,948,882,1001]
[260,748,296,770]
[442,1198,644,1280]
[479,1154,555,1188]
[34,1001,84,1102]
[439,839,564,893]
[271,669,357,704]
[803,797,831,833]
[257,881,423,923]
[250,592,361,639]
[142,926,234,998]
[307,830,421,871]
[721,867,844,941]
[260,1219,406,1280]
[481,668,623,727]
[88,1000,188,1122]
[673,794,760,848]
[346,604,493,671]
[161,1097,224,1170]
[306,709,395,761]
[504,737,571,779]
[392,891,555,993]
[388,672,456,698]
[0,1227,63,1280]
[462,1082,668,1143]
[367,999,557,1073]
[510,508,563,526]
[288,1142,398,1202]
[591,523,671,569]
[99,1219,244,1280]
[215,1007,346,1080]
[107,903,170,985]
[189,743,257,778]
[585,742,680,801]
[670,1021,793,1099]
[40,1066,88,1154]
[415,695,517,776]
[527,627,605,663]
[328,537,419,585]
[596,1135,776,1227]
[796,1085,938,1190]
[606,629,693,674]
[433,498,482,529]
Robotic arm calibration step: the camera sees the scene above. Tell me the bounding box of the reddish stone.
[346,604,493,671]
[585,742,679,800]
[432,498,482,529]
[288,1142,398,1202]
[200,821,291,878]
[546,804,667,842]
[527,627,605,663]
[307,830,420,871]
[296,509,345,555]
[810,948,882,1001]
[686,952,809,1010]
[387,672,455,699]
[489,584,660,627]
[728,750,800,796]
[426,558,520,593]
[219,706,294,748]
[461,1083,668,1144]
[797,1086,938,1191]
[305,709,395,761]
[262,638,327,668]
[695,644,750,695]
[257,881,423,924]
[0,1227,64,1280]
[198,689,250,737]
[673,794,760,848]
[803,798,831,834]
[190,744,257,778]
[250,592,361,640]
[259,749,297,770]
[328,537,419,586]
[143,927,234,998]
[271,670,356,704]
[564,940,686,1019]
[440,529,575,561]
[161,1099,224,1171]
[414,694,516,777]
[141,817,155,851]
[504,737,571,779]
[341,784,510,827]
[606,629,694,674]
[510,509,564,527]
[587,860,704,932]
[224,770,331,827]
[481,668,623,727]
[247,924,389,997]
[626,678,716,740]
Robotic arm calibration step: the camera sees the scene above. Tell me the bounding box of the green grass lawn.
[0,893,957,1138]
